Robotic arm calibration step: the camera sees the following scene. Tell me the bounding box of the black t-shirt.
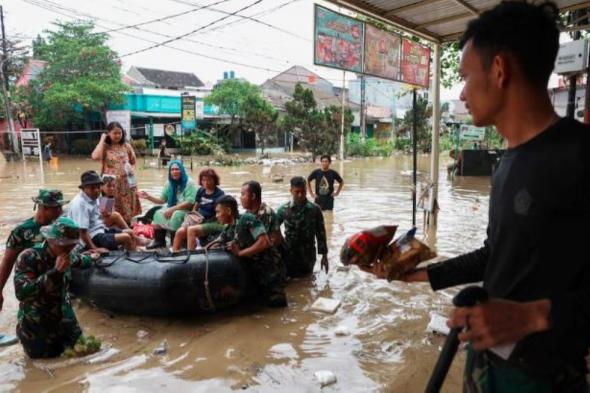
[427,118,590,377]
[308,169,342,197]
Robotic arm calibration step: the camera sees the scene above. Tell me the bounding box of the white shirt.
[67,191,106,238]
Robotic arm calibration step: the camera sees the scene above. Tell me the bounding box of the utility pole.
[0,6,8,93]
[360,74,366,142]
[0,6,18,154]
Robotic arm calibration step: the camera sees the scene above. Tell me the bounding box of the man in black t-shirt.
[307,155,343,211]
[366,2,590,391]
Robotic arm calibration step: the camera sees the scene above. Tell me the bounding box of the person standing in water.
[91,121,142,225]
[307,155,343,211]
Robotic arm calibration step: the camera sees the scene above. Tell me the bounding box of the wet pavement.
[0,154,491,392]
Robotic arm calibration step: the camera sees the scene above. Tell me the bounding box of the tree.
[17,21,127,130]
[440,42,461,89]
[31,34,48,60]
[282,83,350,161]
[0,37,30,120]
[243,94,278,156]
[205,78,260,139]
[399,95,432,152]
[206,79,279,154]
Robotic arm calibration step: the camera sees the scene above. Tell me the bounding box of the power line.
[19,0,414,92]
[20,0,292,71]
[20,0,291,65]
[119,0,266,58]
[190,0,304,36]
[100,0,234,34]
[169,0,310,41]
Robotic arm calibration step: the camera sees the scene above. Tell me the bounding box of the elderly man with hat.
[14,217,97,358]
[67,170,134,252]
[0,189,67,347]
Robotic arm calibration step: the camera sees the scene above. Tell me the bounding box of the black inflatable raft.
[70,249,251,316]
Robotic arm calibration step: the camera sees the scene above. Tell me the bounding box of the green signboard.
[459,125,486,141]
[181,95,196,131]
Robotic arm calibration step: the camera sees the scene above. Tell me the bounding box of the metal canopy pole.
[412,88,417,227]
[429,42,442,226]
[339,70,346,161]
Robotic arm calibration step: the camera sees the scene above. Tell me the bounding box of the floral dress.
[101,143,142,224]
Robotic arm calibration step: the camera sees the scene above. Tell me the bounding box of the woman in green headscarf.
[137,160,197,248]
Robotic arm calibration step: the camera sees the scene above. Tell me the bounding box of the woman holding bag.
[91,122,141,224]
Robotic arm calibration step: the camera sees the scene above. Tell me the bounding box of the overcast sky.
[3,0,466,99]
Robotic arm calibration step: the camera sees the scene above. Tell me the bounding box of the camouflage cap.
[40,216,80,246]
[32,189,68,207]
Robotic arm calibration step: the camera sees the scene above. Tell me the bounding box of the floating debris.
[334,326,351,336]
[310,297,341,314]
[314,370,337,387]
[427,313,450,336]
[153,339,168,355]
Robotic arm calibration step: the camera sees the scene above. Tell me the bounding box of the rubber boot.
[147,229,166,249]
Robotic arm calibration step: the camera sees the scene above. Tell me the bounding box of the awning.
[326,0,590,42]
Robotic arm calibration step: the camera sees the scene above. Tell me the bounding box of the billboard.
[400,39,431,88]
[314,5,364,73]
[364,24,401,80]
[181,95,197,131]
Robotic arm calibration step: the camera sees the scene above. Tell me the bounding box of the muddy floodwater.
[0,154,491,392]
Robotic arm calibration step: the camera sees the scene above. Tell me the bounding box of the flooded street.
[0,154,491,392]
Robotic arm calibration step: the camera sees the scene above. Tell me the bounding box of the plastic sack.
[381,227,436,281]
[340,225,398,266]
[132,222,155,239]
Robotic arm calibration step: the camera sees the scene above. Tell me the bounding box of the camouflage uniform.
[254,203,281,237]
[7,219,90,269]
[6,218,45,251]
[276,200,327,277]
[14,218,91,358]
[5,189,69,251]
[253,202,287,288]
[218,212,286,306]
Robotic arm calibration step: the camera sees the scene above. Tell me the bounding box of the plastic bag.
[381,227,436,281]
[181,212,205,229]
[132,222,155,239]
[340,225,397,266]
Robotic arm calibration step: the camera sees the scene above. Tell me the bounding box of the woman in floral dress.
[91,121,141,224]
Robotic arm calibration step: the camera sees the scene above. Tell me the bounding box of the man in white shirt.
[67,170,134,251]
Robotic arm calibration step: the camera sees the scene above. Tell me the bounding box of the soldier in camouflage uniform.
[0,189,68,347]
[277,177,328,277]
[14,217,96,358]
[240,180,282,246]
[214,195,287,308]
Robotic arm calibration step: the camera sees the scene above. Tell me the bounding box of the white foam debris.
[314,370,337,387]
[310,297,341,314]
[334,326,351,336]
[427,313,450,336]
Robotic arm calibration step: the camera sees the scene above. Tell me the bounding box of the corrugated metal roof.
[326,0,590,42]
